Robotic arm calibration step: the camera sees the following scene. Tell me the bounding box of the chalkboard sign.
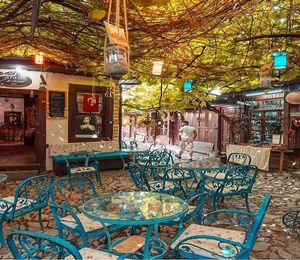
[47,91,67,118]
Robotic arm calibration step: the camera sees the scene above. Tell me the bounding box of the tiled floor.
[0,169,299,259]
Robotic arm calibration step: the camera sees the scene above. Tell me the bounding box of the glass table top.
[174,158,226,170]
[82,191,188,225]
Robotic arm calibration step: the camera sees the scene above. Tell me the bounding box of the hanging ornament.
[34,52,44,65]
[273,51,288,69]
[152,61,164,75]
[88,9,106,21]
[104,0,130,77]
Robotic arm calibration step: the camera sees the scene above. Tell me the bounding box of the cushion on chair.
[65,247,118,260]
[171,223,246,258]
[70,167,96,174]
[60,213,110,232]
[0,196,35,212]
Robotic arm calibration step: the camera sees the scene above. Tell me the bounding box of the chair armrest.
[0,198,14,215]
[202,209,255,228]
[173,234,250,258]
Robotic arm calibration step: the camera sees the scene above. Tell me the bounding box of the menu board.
[48,91,66,118]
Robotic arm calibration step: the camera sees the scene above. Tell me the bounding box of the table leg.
[279,150,284,174]
[144,224,154,259]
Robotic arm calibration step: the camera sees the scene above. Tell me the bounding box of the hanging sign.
[104,22,128,47]
[285,91,300,105]
[47,91,67,119]
[0,71,32,88]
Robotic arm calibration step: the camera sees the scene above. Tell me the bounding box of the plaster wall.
[0,69,120,171]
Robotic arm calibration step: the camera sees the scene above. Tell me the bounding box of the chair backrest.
[7,174,53,218]
[130,140,138,149]
[7,230,82,259]
[244,194,271,255]
[128,162,150,191]
[227,153,251,165]
[147,149,174,168]
[164,168,203,200]
[51,176,97,213]
[120,140,128,149]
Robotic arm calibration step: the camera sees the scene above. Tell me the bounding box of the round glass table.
[83,191,188,259]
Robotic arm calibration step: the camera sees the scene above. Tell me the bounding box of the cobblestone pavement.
[0,169,299,259]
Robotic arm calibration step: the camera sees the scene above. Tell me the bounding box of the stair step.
[0,170,40,181]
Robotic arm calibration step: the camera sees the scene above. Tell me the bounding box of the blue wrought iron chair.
[171,194,272,259]
[7,230,122,259]
[130,140,138,149]
[0,174,53,247]
[201,165,258,212]
[282,209,300,239]
[145,149,174,180]
[120,140,129,149]
[50,176,124,248]
[64,152,101,184]
[227,153,251,166]
[128,162,175,193]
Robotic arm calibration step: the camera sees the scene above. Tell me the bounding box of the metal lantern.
[104,44,129,76]
[152,61,164,75]
[104,0,130,77]
[35,53,44,65]
[273,51,287,69]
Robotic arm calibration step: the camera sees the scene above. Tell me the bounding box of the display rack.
[249,98,284,143]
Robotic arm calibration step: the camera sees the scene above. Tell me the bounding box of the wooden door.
[35,90,46,166]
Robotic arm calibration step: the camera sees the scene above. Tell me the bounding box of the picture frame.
[4,111,22,127]
[271,134,281,145]
[74,114,102,138]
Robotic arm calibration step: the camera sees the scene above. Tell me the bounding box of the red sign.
[83,94,100,113]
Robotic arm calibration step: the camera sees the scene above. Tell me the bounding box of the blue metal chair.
[128,162,174,193]
[120,140,129,149]
[171,194,272,259]
[130,140,138,149]
[64,152,101,184]
[201,165,258,212]
[282,209,300,239]
[145,150,174,180]
[7,230,121,259]
[227,153,251,166]
[0,174,53,247]
[50,176,124,248]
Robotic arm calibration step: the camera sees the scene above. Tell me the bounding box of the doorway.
[0,89,46,170]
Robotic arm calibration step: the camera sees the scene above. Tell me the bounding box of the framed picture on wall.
[272,134,281,145]
[74,114,102,138]
[4,111,22,126]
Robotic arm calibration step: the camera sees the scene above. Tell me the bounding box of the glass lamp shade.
[35,53,44,65]
[273,52,287,69]
[184,80,193,91]
[152,61,164,75]
[104,45,130,76]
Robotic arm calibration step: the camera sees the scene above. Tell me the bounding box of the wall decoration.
[47,91,67,119]
[4,111,22,126]
[74,115,102,138]
[0,71,32,88]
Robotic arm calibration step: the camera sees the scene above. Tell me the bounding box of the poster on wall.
[74,115,102,138]
[47,91,67,119]
[4,111,22,126]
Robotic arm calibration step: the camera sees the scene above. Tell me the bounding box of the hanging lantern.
[183,80,193,92]
[104,0,130,77]
[273,52,287,69]
[152,61,164,75]
[34,52,44,65]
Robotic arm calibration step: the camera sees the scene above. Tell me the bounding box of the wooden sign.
[47,91,67,118]
[0,71,32,87]
[286,91,300,105]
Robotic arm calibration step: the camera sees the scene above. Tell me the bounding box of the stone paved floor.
[0,169,299,259]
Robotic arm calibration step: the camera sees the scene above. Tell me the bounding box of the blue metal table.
[83,191,188,259]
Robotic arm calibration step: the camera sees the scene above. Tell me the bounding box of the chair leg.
[96,171,102,185]
[38,208,44,230]
[0,219,5,247]
[245,194,251,212]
